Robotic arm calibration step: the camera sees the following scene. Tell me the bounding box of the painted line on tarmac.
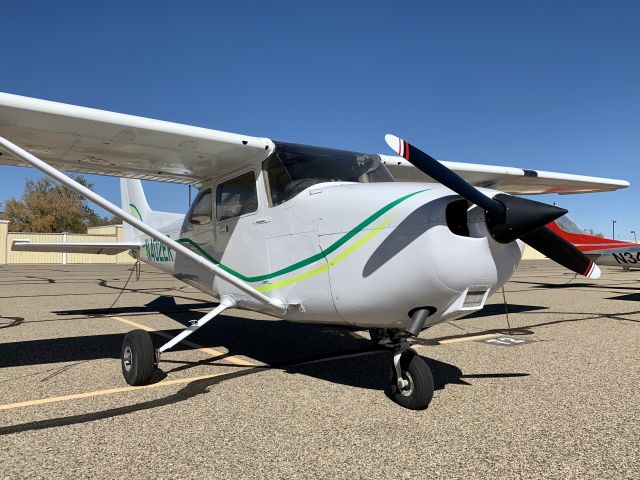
[110,315,256,367]
[0,371,236,411]
[0,332,503,412]
[0,349,386,412]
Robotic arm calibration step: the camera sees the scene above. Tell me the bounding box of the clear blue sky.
[0,1,638,238]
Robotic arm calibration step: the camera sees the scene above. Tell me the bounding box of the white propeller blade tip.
[587,263,601,279]
[384,134,402,154]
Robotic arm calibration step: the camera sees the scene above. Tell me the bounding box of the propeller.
[385,134,601,279]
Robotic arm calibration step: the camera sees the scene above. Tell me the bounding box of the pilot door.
[178,170,269,298]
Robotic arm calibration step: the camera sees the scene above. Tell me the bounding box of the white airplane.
[0,92,629,409]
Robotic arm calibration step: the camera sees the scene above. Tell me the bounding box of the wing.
[0,92,629,194]
[0,92,274,186]
[11,239,139,255]
[380,155,629,195]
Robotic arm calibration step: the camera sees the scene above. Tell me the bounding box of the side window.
[188,189,213,225]
[216,171,258,221]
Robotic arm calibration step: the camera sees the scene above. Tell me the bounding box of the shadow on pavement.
[0,309,532,435]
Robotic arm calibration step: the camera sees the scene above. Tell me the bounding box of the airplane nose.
[424,222,523,296]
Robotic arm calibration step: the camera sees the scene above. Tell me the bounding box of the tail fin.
[120,179,184,241]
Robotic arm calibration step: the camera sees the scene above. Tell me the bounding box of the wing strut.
[0,136,287,315]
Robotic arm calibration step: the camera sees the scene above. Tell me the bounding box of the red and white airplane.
[548,216,640,268]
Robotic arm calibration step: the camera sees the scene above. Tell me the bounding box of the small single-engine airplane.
[0,92,630,409]
[548,215,640,269]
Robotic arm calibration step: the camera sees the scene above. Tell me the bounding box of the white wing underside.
[0,92,273,186]
[380,156,629,195]
[0,92,629,194]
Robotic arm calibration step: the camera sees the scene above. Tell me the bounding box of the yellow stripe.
[110,315,256,367]
[0,349,391,412]
[257,215,395,292]
[0,371,236,411]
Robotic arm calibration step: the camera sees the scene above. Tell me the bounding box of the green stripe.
[176,189,427,283]
[129,203,144,222]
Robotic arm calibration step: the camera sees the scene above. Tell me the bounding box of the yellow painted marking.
[0,371,236,411]
[110,315,256,367]
[0,350,389,412]
[257,215,395,292]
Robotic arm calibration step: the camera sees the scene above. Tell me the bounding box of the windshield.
[555,214,586,234]
[263,141,394,206]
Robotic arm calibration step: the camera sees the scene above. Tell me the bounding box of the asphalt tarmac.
[0,261,638,479]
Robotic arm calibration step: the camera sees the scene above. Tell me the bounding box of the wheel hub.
[123,346,133,372]
[398,372,414,396]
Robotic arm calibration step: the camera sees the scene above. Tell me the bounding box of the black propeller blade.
[521,226,600,278]
[385,134,601,279]
[385,134,506,219]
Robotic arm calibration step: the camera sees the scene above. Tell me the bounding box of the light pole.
[632,230,637,243]
[612,220,617,239]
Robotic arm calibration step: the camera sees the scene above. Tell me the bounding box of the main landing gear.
[121,329,157,385]
[120,297,236,386]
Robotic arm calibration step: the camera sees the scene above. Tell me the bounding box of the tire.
[121,329,156,386]
[369,328,385,345]
[386,349,434,410]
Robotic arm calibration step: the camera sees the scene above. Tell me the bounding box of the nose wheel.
[386,339,434,410]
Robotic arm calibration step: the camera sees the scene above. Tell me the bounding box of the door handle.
[254,217,271,224]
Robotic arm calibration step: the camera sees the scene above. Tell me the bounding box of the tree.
[4,176,119,233]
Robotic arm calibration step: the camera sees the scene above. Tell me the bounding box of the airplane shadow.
[460,303,547,319]
[53,296,218,322]
[607,293,640,302]
[0,303,530,435]
[528,282,594,289]
[0,316,24,329]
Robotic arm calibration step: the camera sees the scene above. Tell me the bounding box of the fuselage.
[136,179,524,331]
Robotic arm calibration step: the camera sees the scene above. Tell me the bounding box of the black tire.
[386,349,434,410]
[368,328,385,345]
[121,329,156,386]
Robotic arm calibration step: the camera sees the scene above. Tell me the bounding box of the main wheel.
[369,328,386,345]
[121,329,157,386]
[386,349,434,410]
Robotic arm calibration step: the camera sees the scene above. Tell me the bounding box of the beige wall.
[0,224,134,265]
[6,233,65,264]
[522,244,546,260]
[87,225,120,236]
[0,221,8,264]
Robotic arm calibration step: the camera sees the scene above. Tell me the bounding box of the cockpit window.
[216,171,258,221]
[263,141,394,206]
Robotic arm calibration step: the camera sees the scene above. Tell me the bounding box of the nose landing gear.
[386,336,434,410]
